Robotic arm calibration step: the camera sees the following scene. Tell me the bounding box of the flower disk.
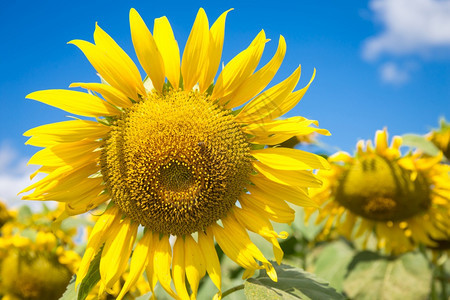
[101,90,252,236]
[335,155,430,221]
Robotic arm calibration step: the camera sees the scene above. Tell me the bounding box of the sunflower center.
[101,90,251,236]
[335,155,431,221]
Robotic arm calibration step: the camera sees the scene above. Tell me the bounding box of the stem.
[439,263,447,300]
[221,284,245,299]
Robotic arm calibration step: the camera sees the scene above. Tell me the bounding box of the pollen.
[101,90,252,236]
[335,154,431,221]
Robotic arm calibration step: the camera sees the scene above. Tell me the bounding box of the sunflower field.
[1,5,449,300]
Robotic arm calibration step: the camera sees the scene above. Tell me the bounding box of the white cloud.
[363,0,450,60]
[379,62,410,84]
[0,142,45,210]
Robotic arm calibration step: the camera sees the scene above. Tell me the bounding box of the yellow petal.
[93,24,145,96]
[225,35,286,109]
[153,235,178,299]
[271,69,316,120]
[234,207,286,264]
[27,139,100,168]
[212,221,260,270]
[26,89,119,117]
[235,66,300,123]
[239,192,295,224]
[69,40,143,100]
[100,218,138,293]
[251,147,330,170]
[181,8,210,91]
[185,235,206,298]
[251,180,318,208]
[172,237,190,300]
[145,233,159,296]
[375,128,388,153]
[253,161,323,188]
[212,30,266,101]
[76,206,120,287]
[198,9,232,93]
[153,16,180,89]
[197,231,221,292]
[129,8,165,92]
[116,230,153,300]
[70,82,132,108]
[24,120,109,147]
[64,193,109,216]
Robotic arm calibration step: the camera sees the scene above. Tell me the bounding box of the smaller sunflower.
[307,129,450,254]
[0,221,80,300]
[427,118,450,160]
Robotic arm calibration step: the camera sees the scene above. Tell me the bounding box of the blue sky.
[1,0,449,206]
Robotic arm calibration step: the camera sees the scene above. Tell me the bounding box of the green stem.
[221,284,245,299]
[439,263,447,300]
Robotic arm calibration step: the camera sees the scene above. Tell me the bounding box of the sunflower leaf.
[244,263,344,299]
[401,134,441,156]
[343,251,432,300]
[59,275,77,300]
[77,247,103,300]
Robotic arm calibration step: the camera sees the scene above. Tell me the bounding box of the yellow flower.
[22,8,329,299]
[308,129,450,254]
[427,118,450,160]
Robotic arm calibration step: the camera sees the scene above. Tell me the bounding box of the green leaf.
[401,134,441,156]
[17,205,33,224]
[77,247,103,300]
[244,263,344,300]
[343,251,432,300]
[59,275,77,300]
[309,239,355,292]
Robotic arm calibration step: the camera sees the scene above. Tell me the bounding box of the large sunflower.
[307,129,450,254]
[22,8,329,299]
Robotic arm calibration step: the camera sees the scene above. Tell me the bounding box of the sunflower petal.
[100,218,138,293]
[153,235,178,299]
[235,66,300,123]
[172,237,190,300]
[181,8,210,91]
[198,9,232,93]
[116,230,153,300]
[212,30,266,101]
[153,16,180,89]
[225,35,286,109]
[26,89,119,117]
[252,147,330,171]
[129,8,165,92]
[198,231,221,292]
[70,82,132,108]
[185,235,206,298]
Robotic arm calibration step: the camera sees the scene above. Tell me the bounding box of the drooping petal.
[100,218,138,293]
[129,8,165,92]
[181,8,210,91]
[26,90,119,117]
[185,235,206,298]
[198,231,221,292]
[172,237,190,300]
[225,35,286,109]
[116,230,154,300]
[198,9,231,92]
[76,206,121,287]
[153,16,180,89]
[153,235,178,299]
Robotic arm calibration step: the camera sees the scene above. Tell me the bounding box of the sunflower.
[427,118,450,160]
[22,8,329,299]
[307,129,450,254]
[0,214,80,300]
